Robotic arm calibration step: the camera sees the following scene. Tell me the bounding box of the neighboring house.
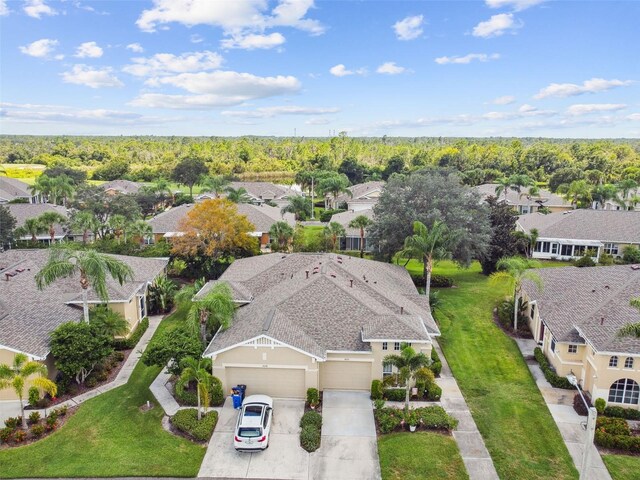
[329,208,375,252]
[197,182,301,208]
[100,180,142,196]
[0,177,39,204]
[201,253,440,398]
[517,210,640,261]
[522,265,640,410]
[5,203,69,244]
[0,249,168,401]
[476,183,573,214]
[147,202,295,248]
[596,190,640,211]
[330,181,385,211]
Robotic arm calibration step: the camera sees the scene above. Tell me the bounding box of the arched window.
[609,356,618,367]
[608,378,640,405]
[624,357,634,369]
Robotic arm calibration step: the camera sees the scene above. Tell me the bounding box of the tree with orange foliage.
[170,199,258,261]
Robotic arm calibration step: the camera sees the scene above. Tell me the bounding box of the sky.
[0,0,639,138]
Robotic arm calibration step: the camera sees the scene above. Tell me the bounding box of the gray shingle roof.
[0,178,32,202]
[204,253,439,359]
[518,210,640,243]
[0,249,168,358]
[329,208,374,236]
[100,180,142,195]
[147,204,195,234]
[336,181,385,204]
[476,183,571,208]
[4,204,68,239]
[523,265,640,354]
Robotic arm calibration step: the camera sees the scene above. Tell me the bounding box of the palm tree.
[0,354,57,429]
[35,246,134,323]
[324,221,345,251]
[201,175,229,199]
[281,195,312,221]
[494,177,512,202]
[269,221,294,252]
[318,175,351,209]
[489,256,542,331]
[30,175,53,203]
[108,214,128,243]
[383,344,431,412]
[591,184,618,210]
[558,180,592,209]
[130,220,152,245]
[526,228,539,258]
[400,220,459,298]
[15,217,46,242]
[50,175,75,207]
[179,357,214,420]
[348,215,373,258]
[37,211,67,244]
[89,305,130,337]
[185,283,236,345]
[508,174,534,197]
[225,187,252,204]
[71,211,99,244]
[618,298,640,338]
[148,275,178,314]
[151,178,173,207]
[616,179,638,209]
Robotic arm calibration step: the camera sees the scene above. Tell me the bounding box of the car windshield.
[238,427,262,438]
[244,405,263,417]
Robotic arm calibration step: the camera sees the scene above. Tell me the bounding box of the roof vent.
[631,265,640,270]
[600,316,605,325]
[306,270,310,279]
[400,306,404,314]
[349,279,353,288]
[604,285,610,289]
[592,289,596,293]
[262,309,276,332]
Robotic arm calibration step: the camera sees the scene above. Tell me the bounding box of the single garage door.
[225,367,306,399]
[320,361,372,390]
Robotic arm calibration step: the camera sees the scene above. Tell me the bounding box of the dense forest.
[1,136,640,186]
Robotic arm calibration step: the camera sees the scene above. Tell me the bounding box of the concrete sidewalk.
[515,338,612,480]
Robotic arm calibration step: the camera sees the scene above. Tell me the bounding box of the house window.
[551,243,559,255]
[568,345,577,354]
[394,342,401,351]
[383,363,392,376]
[530,303,536,320]
[574,245,586,256]
[609,356,619,367]
[382,342,388,351]
[624,357,634,369]
[604,243,619,255]
[561,244,572,256]
[608,378,640,405]
[550,336,556,353]
[534,241,542,253]
[541,242,551,253]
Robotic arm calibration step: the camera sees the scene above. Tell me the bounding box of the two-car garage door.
[225,367,306,399]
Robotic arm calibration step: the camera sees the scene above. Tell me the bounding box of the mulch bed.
[492,308,534,339]
[0,405,79,450]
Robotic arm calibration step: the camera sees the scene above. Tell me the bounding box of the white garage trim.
[205,334,323,361]
[222,363,308,370]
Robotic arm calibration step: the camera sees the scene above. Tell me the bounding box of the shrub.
[300,411,322,430]
[53,405,69,417]
[382,375,398,388]
[604,405,640,420]
[415,367,435,388]
[426,383,442,401]
[595,398,606,415]
[45,418,58,432]
[383,388,406,402]
[174,376,224,407]
[375,408,403,434]
[14,430,27,443]
[113,317,149,350]
[95,371,109,382]
[371,380,384,400]
[306,388,320,407]
[573,392,593,416]
[430,348,442,377]
[4,417,20,429]
[113,351,125,362]
[319,209,345,222]
[85,376,98,388]
[171,409,218,442]
[415,406,459,430]
[28,412,41,425]
[0,428,13,443]
[300,424,321,452]
[622,245,640,264]
[599,253,614,266]
[574,254,596,267]
[411,274,454,288]
[30,424,45,438]
[36,397,51,409]
[28,386,40,406]
[533,347,573,389]
[374,399,386,410]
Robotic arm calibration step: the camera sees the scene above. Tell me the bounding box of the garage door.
[320,361,372,390]
[225,367,306,399]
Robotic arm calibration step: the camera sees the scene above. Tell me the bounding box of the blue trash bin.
[232,393,242,409]
[235,384,247,401]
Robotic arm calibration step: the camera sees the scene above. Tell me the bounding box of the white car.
[234,394,273,452]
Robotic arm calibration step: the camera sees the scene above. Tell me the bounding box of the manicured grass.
[378,431,468,480]
[421,260,578,480]
[602,454,640,480]
[0,305,205,478]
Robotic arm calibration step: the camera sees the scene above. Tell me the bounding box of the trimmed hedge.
[300,411,322,430]
[375,405,458,434]
[384,388,406,402]
[371,380,384,400]
[410,274,454,289]
[174,376,224,407]
[604,405,640,420]
[533,347,573,389]
[430,347,442,377]
[113,317,149,350]
[595,416,640,453]
[300,410,322,452]
[426,384,442,401]
[171,409,218,442]
[320,209,346,222]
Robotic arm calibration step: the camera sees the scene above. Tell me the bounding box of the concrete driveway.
[198,397,308,479]
[310,390,381,480]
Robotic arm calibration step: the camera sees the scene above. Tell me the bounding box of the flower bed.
[374,405,458,435]
[0,405,73,449]
[170,408,218,442]
[595,417,640,454]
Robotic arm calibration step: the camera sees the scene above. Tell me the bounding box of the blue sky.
[0,0,638,137]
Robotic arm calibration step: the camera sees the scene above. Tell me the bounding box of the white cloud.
[483,104,555,120]
[61,65,124,88]
[628,113,640,121]
[393,15,423,41]
[23,0,56,18]
[472,13,521,38]
[534,78,634,99]
[190,34,204,44]
[566,103,627,116]
[518,104,537,113]
[435,53,500,64]
[75,41,104,58]
[126,43,144,53]
[306,117,331,125]
[485,0,545,11]
[329,64,366,77]
[221,32,286,50]
[19,38,59,58]
[123,51,223,77]
[376,62,408,75]
[0,0,9,16]
[221,106,339,118]
[491,95,516,105]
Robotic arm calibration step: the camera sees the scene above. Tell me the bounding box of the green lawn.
[413,260,579,480]
[378,431,468,480]
[0,306,205,478]
[602,454,640,480]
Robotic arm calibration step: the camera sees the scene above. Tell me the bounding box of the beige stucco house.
[329,181,385,212]
[329,208,375,252]
[0,249,168,401]
[476,183,573,214]
[197,182,301,209]
[522,265,640,410]
[0,177,39,204]
[201,253,440,399]
[517,210,640,261]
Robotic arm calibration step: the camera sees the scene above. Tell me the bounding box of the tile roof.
[199,182,300,203]
[329,208,374,236]
[4,204,68,238]
[147,204,195,234]
[336,181,385,204]
[517,210,640,243]
[100,180,142,194]
[204,253,439,359]
[522,265,640,354]
[0,249,168,358]
[476,183,571,208]
[0,178,32,202]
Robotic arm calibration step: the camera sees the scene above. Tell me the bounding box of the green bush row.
[375,406,458,434]
[594,417,640,453]
[533,347,574,389]
[430,348,442,377]
[299,411,322,452]
[410,274,454,288]
[371,380,384,400]
[171,409,218,442]
[319,209,346,222]
[113,317,149,350]
[604,405,640,420]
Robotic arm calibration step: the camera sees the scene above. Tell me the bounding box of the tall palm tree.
[50,175,75,207]
[35,246,134,323]
[558,180,592,209]
[269,221,295,252]
[89,305,130,337]
[526,228,539,258]
[400,220,459,298]
[201,175,229,199]
[324,221,345,251]
[30,175,53,203]
[151,178,173,207]
[0,354,57,429]
[281,195,312,221]
[318,175,351,209]
[383,344,431,412]
[225,187,252,204]
[508,174,534,197]
[494,177,512,202]
[130,220,153,245]
[185,283,235,345]
[108,214,128,243]
[71,211,99,244]
[37,211,67,244]
[591,184,618,210]
[489,256,542,331]
[619,298,640,338]
[179,357,214,420]
[616,179,638,209]
[15,217,46,242]
[348,215,373,258]
[148,275,178,314]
